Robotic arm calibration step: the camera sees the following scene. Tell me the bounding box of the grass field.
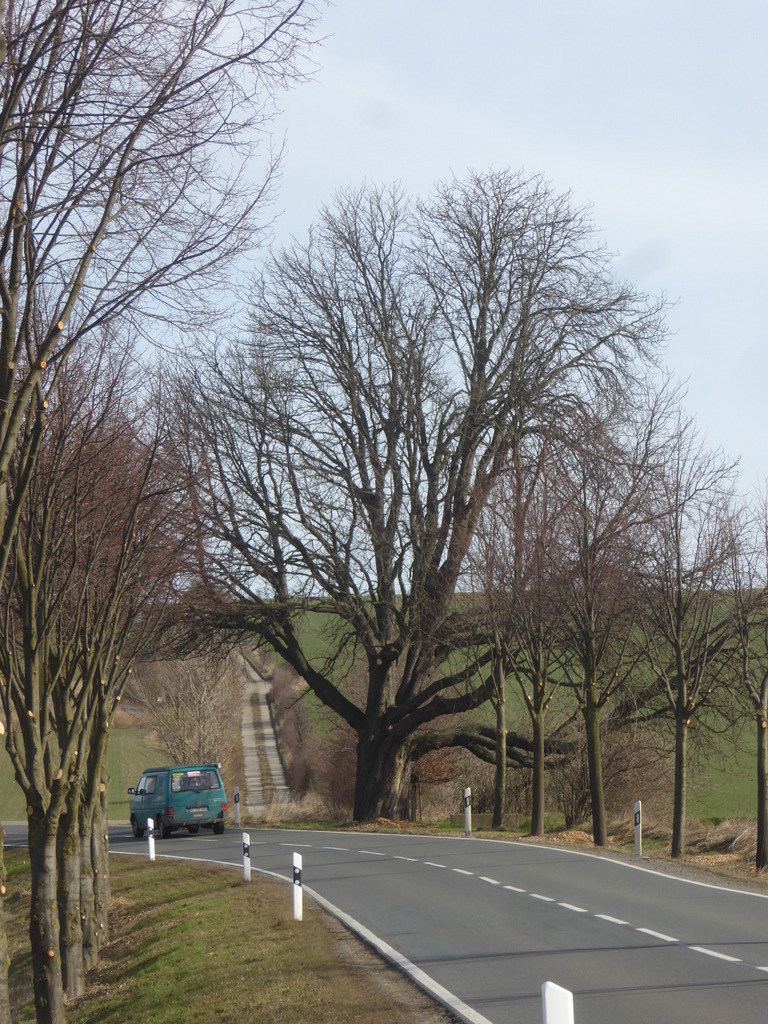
[0,717,164,824]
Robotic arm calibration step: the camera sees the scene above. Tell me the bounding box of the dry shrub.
[268,660,356,818]
[549,720,672,829]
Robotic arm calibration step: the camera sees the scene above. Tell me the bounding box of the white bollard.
[234,786,240,828]
[242,832,251,882]
[542,981,574,1024]
[147,817,155,862]
[634,799,642,857]
[463,786,472,837]
[292,852,303,921]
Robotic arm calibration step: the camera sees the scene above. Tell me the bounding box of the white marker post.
[242,832,251,882]
[541,981,574,1024]
[234,786,240,828]
[146,817,155,862]
[463,786,472,837]
[292,852,303,921]
[634,799,642,857]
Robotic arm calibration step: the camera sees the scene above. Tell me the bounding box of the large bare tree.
[182,170,665,821]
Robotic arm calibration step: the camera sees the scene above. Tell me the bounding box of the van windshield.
[170,770,220,793]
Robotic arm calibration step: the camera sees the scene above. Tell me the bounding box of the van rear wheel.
[158,816,172,839]
[213,821,225,835]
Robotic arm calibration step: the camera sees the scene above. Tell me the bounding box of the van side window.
[136,778,146,795]
[145,775,157,795]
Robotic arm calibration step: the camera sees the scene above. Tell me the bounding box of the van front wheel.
[131,817,145,839]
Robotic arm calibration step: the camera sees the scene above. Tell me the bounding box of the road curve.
[7,825,768,1023]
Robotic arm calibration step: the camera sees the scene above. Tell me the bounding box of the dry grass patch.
[4,851,453,1024]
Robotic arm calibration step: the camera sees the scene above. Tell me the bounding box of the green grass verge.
[4,850,427,1024]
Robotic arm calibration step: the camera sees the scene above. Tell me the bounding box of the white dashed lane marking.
[381,851,766,976]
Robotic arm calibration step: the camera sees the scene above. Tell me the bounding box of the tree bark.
[0,825,10,1024]
[91,793,111,952]
[530,712,546,837]
[353,731,411,821]
[57,800,84,998]
[583,701,607,846]
[757,711,768,871]
[492,660,506,829]
[79,820,97,972]
[28,814,66,1024]
[671,713,688,858]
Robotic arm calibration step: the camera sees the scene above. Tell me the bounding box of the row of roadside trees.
[0,1,321,1021]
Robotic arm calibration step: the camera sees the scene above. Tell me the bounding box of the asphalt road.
[6,824,768,1023]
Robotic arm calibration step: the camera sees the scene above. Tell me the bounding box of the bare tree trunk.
[79,821,97,972]
[671,713,688,859]
[0,825,10,1024]
[530,713,546,837]
[92,791,111,951]
[492,660,506,829]
[583,701,607,846]
[353,733,410,821]
[57,801,84,998]
[28,814,66,1024]
[757,711,768,871]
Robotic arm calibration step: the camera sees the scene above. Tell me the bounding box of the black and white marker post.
[146,817,155,862]
[463,786,472,837]
[292,852,303,921]
[234,786,240,828]
[634,799,642,857]
[242,832,251,882]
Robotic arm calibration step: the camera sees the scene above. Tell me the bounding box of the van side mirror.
[127,787,135,795]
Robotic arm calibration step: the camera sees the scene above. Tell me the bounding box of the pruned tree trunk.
[92,792,111,952]
[671,713,688,858]
[757,710,768,871]
[28,813,66,1024]
[583,701,607,846]
[57,799,84,998]
[0,825,10,1024]
[79,821,97,972]
[530,713,546,837]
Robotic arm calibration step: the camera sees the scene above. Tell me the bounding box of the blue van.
[128,763,228,838]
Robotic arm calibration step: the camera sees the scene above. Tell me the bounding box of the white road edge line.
[359,850,385,856]
[530,893,555,902]
[595,914,629,926]
[393,855,418,862]
[558,903,587,913]
[453,868,474,876]
[424,861,447,868]
[323,846,348,852]
[689,946,742,963]
[479,876,500,885]
[503,884,525,893]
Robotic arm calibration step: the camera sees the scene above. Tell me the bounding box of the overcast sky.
[271,1,767,487]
